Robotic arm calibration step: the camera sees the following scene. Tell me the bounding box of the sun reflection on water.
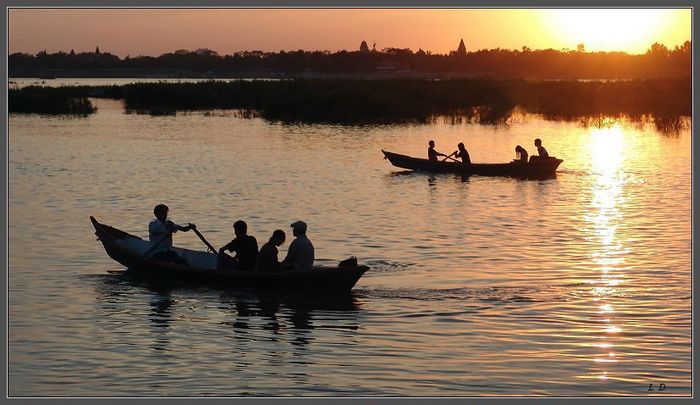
[582,125,629,381]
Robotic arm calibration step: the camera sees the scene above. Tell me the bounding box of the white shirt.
[284,234,315,271]
[148,218,178,250]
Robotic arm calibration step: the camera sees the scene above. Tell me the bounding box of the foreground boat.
[382,150,563,178]
[90,216,369,292]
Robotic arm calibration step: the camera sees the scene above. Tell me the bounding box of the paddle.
[433,152,455,168]
[191,225,217,253]
[125,231,172,273]
[440,151,456,162]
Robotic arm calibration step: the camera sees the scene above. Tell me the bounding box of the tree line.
[9,41,691,79]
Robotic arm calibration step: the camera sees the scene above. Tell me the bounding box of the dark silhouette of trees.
[9,41,691,79]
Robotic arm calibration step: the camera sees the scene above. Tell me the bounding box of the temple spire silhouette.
[359,40,370,53]
[457,38,467,55]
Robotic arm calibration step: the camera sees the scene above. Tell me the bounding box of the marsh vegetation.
[9,78,690,131]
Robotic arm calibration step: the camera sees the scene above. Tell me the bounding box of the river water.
[8,96,691,396]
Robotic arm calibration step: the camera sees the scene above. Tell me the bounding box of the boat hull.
[382,150,562,179]
[91,216,368,292]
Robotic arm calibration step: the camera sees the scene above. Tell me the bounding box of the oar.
[432,151,456,169]
[191,225,217,253]
[125,232,172,273]
[440,151,456,162]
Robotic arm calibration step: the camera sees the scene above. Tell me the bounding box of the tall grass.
[120,79,516,124]
[9,78,690,131]
[9,86,98,115]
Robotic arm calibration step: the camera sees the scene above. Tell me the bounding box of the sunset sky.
[9,8,691,57]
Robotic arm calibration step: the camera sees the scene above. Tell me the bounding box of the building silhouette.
[457,39,467,55]
[359,40,370,53]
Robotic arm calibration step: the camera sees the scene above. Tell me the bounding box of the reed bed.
[9,78,690,131]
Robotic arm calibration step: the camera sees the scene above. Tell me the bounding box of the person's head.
[458,142,465,151]
[271,229,286,246]
[515,145,523,152]
[233,220,248,237]
[428,140,435,147]
[153,204,169,221]
[290,220,307,237]
[534,138,542,147]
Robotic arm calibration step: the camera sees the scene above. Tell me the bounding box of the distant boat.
[91,216,369,292]
[382,150,563,179]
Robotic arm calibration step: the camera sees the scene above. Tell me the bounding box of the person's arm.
[176,223,195,232]
[219,240,235,256]
[272,247,280,268]
[283,240,297,264]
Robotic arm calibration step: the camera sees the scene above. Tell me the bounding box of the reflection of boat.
[382,150,563,178]
[91,216,369,292]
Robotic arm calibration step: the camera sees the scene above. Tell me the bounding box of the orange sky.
[9,9,692,57]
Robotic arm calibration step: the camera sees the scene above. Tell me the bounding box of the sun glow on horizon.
[540,9,687,54]
[8,8,690,57]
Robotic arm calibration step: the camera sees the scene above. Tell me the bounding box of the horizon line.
[10,39,692,58]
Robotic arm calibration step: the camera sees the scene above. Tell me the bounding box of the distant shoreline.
[10,42,691,81]
[8,69,689,81]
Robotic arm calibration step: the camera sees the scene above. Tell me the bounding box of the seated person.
[218,220,258,271]
[427,140,448,161]
[529,138,551,162]
[454,142,471,164]
[283,221,315,271]
[514,145,529,164]
[534,138,548,158]
[255,230,286,272]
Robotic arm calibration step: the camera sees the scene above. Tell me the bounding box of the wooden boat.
[90,216,369,292]
[382,150,563,178]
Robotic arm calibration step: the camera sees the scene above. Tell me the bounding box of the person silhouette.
[534,138,549,158]
[256,230,287,272]
[454,142,471,164]
[148,204,195,264]
[283,221,315,271]
[218,220,259,271]
[428,140,448,161]
[514,145,529,164]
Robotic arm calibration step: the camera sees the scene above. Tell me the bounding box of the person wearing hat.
[283,220,315,271]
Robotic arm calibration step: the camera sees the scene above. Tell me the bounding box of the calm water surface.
[9,98,691,396]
